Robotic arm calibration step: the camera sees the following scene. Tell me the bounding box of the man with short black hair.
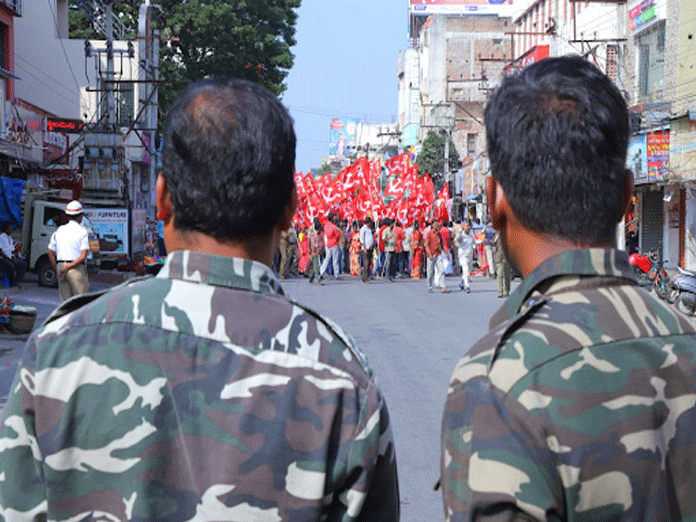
[0,77,399,522]
[441,56,696,521]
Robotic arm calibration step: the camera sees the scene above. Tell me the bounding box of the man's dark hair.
[485,55,629,244]
[162,77,296,241]
[0,222,11,234]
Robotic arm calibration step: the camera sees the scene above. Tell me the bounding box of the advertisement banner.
[329,118,358,159]
[84,208,129,256]
[629,0,658,33]
[646,130,669,182]
[410,0,513,16]
[628,134,648,183]
[43,131,69,164]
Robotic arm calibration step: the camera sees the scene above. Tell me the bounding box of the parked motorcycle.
[671,267,696,315]
[629,249,673,302]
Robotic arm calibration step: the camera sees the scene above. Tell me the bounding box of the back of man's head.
[485,55,629,245]
[162,77,296,241]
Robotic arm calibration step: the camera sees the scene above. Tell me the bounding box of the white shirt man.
[359,219,374,282]
[48,201,90,301]
[455,221,475,293]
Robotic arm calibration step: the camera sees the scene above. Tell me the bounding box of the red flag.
[341,157,368,192]
[435,183,450,202]
[384,176,405,199]
[385,152,409,178]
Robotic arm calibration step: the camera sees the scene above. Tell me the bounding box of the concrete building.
[397,47,420,149]
[415,15,511,208]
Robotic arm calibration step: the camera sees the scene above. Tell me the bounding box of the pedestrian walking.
[454,220,475,293]
[425,220,448,293]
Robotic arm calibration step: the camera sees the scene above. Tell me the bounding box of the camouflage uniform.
[0,250,399,521]
[442,248,696,521]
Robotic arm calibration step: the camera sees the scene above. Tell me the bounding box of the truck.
[20,186,101,287]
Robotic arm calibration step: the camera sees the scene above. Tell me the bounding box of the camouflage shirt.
[442,248,696,522]
[0,251,399,522]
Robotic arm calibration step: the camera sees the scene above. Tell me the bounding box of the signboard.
[46,117,84,134]
[329,118,358,160]
[646,130,669,182]
[629,0,658,33]
[628,134,647,183]
[410,0,513,16]
[43,169,82,200]
[43,131,69,164]
[83,208,129,256]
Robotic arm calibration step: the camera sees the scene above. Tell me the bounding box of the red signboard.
[46,117,84,134]
[44,169,83,200]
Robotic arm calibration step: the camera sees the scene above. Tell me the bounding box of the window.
[467,133,477,156]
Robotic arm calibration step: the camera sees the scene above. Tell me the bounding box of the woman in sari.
[410,221,424,278]
[298,226,310,275]
[349,221,361,276]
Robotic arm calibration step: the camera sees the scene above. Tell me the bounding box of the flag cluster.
[293,152,452,227]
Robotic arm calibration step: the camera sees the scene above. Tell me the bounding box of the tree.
[157,0,300,118]
[416,130,460,187]
[70,0,301,120]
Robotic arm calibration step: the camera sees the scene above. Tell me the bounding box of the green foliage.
[68,2,138,40]
[69,0,301,123]
[416,130,460,186]
[157,0,301,119]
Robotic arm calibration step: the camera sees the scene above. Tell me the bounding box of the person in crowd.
[441,55,696,521]
[375,219,387,278]
[297,225,310,275]
[382,219,396,283]
[454,220,475,293]
[403,221,413,277]
[410,221,424,279]
[483,218,497,277]
[0,76,399,521]
[0,221,25,288]
[349,221,361,276]
[425,219,448,293]
[308,218,324,284]
[318,213,342,281]
[47,200,90,301]
[360,217,374,283]
[394,220,405,278]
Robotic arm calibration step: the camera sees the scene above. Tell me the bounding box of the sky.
[281,0,411,173]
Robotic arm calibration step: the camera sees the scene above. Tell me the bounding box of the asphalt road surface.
[2,269,517,521]
[282,272,518,521]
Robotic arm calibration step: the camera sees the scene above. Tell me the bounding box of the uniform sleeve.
[48,231,57,253]
[341,382,399,522]
[442,376,563,522]
[0,339,47,520]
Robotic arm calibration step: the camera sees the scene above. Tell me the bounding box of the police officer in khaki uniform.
[47,200,90,301]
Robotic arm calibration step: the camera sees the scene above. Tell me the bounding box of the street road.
[282,273,518,521]
[2,270,517,522]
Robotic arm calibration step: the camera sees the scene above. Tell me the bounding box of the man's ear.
[620,169,635,221]
[277,186,298,231]
[487,176,509,231]
[156,173,173,223]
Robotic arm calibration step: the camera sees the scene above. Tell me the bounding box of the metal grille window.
[467,133,476,156]
[606,45,618,84]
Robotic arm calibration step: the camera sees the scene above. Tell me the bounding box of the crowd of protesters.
[273,213,509,294]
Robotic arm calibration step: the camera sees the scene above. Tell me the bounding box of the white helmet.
[65,200,84,215]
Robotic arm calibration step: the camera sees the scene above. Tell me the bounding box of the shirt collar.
[493,248,636,325]
[157,250,284,295]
